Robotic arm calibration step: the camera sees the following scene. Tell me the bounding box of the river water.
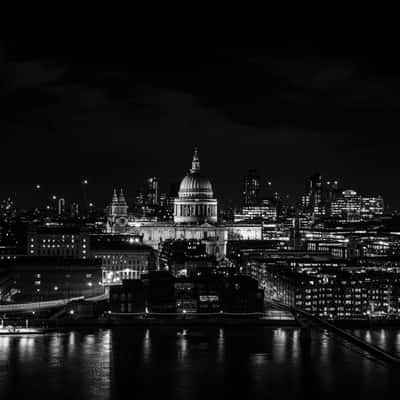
[0,327,399,399]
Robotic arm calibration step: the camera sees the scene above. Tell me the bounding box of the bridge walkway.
[271,299,400,365]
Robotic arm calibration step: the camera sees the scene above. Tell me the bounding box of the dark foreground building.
[109,271,264,315]
[109,279,146,313]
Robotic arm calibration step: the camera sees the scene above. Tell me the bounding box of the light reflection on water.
[0,327,399,400]
[353,327,400,357]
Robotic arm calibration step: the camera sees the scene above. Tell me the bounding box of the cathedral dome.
[174,148,218,225]
[178,149,214,199]
[179,173,213,199]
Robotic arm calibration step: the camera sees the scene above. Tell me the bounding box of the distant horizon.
[1,166,391,212]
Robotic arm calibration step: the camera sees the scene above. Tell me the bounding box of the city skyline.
[2,37,400,399]
[0,158,388,212]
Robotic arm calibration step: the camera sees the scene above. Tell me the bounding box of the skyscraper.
[330,190,362,222]
[242,169,261,206]
[58,198,66,216]
[301,173,325,218]
[146,177,159,206]
[326,180,340,203]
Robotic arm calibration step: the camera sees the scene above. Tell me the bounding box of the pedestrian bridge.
[271,299,400,365]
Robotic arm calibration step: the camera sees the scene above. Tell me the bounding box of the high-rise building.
[58,198,66,216]
[146,177,159,206]
[242,169,261,206]
[329,190,384,222]
[70,202,79,218]
[361,196,384,219]
[309,173,323,215]
[326,180,340,203]
[234,200,277,223]
[159,183,178,221]
[300,173,325,218]
[330,190,362,221]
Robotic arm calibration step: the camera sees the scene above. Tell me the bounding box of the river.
[0,326,399,399]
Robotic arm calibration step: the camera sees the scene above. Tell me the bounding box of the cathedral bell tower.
[107,189,129,233]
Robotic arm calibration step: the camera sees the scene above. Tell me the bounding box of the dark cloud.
[1,40,400,209]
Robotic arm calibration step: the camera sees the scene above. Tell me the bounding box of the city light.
[3,40,400,399]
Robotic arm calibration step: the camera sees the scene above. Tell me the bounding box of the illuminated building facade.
[234,204,277,222]
[90,234,156,285]
[27,226,89,258]
[330,190,362,221]
[106,189,129,233]
[361,195,384,219]
[263,267,397,319]
[173,149,218,224]
[330,190,384,222]
[301,173,325,218]
[107,149,251,259]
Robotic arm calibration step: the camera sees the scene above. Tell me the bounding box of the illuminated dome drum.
[174,149,218,224]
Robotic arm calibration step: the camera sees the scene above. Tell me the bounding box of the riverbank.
[2,316,298,328]
[4,315,400,329]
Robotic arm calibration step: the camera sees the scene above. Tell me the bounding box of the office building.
[90,234,156,285]
[242,169,261,206]
[27,226,89,258]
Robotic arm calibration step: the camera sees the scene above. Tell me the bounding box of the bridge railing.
[0,297,84,313]
[272,299,400,365]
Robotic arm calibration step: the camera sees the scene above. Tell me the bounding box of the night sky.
[2,38,400,210]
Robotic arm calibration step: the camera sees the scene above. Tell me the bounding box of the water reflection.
[273,327,288,363]
[143,328,151,364]
[0,327,399,400]
[353,327,400,357]
[217,328,224,365]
